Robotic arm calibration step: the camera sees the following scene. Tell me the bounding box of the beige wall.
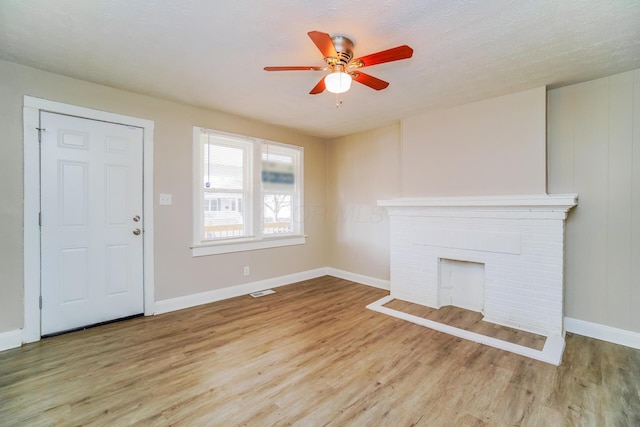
[324,87,548,282]
[0,60,327,334]
[326,125,401,280]
[401,87,547,196]
[548,69,640,332]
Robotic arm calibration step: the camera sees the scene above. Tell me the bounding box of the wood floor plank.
[384,298,546,350]
[1,276,639,426]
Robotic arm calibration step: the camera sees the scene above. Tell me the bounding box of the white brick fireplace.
[369,194,577,364]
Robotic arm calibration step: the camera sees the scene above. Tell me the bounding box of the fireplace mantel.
[378,193,578,212]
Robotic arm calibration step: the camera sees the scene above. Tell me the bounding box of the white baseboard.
[326,268,390,290]
[154,268,327,314]
[0,330,22,352]
[565,317,640,349]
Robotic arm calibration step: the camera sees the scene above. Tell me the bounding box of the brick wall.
[380,195,577,337]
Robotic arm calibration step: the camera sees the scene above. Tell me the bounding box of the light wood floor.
[384,299,547,350]
[1,276,639,426]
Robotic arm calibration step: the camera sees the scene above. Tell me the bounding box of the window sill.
[191,235,306,257]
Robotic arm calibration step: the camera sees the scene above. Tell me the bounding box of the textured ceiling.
[1,1,639,138]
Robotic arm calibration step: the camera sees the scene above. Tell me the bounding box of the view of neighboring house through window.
[201,137,249,239]
[194,127,303,248]
[262,146,297,235]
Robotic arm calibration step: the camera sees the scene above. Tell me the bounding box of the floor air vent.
[249,289,275,298]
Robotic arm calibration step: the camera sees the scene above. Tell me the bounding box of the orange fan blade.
[352,72,389,90]
[309,77,326,94]
[308,31,337,58]
[264,66,324,71]
[352,45,413,68]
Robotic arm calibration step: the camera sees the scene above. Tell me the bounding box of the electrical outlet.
[159,193,172,205]
[243,266,250,276]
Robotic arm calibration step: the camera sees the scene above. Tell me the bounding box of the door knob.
[133,228,141,235]
[133,215,141,222]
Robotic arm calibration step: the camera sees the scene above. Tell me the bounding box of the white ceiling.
[1,1,639,138]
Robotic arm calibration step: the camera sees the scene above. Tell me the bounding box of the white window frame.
[198,133,253,241]
[261,141,303,237]
[191,127,305,256]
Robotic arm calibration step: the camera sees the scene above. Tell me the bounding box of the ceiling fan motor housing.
[328,36,354,66]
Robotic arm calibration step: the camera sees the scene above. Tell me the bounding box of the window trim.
[191,235,306,256]
[191,127,305,256]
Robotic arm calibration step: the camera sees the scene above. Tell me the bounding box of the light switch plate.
[159,193,172,205]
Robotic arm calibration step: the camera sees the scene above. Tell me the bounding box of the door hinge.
[38,212,42,226]
[36,127,45,143]
[39,296,42,309]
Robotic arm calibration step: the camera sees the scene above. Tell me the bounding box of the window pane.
[262,151,292,164]
[203,143,244,190]
[204,192,245,239]
[261,147,295,193]
[263,194,293,235]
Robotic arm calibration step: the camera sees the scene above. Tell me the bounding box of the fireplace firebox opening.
[439,258,485,313]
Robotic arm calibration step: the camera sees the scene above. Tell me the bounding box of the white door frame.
[22,96,155,343]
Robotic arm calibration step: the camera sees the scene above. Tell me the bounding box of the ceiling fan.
[264,31,413,95]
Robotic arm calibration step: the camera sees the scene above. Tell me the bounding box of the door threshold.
[42,313,144,338]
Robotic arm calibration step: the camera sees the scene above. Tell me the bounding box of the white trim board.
[22,96,155,343]
[326,268,390,291]
[565,317,640,350]
[367,295,565,365]
[155,269,387,315]
[155,268,327,314]
[0,330,22,352]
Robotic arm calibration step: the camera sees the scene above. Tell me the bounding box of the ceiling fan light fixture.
[324,71,352,94]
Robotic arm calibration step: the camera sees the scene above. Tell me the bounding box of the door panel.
[60,161,88,226]
[106,165,128,224]
[60,248,89,303]
[41,112,144,335]
[106,245,129,295]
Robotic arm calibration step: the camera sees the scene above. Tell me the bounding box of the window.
[192,127,304,256]
[262,145,297,235]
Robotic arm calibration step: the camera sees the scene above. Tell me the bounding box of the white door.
[40,112,144,335]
